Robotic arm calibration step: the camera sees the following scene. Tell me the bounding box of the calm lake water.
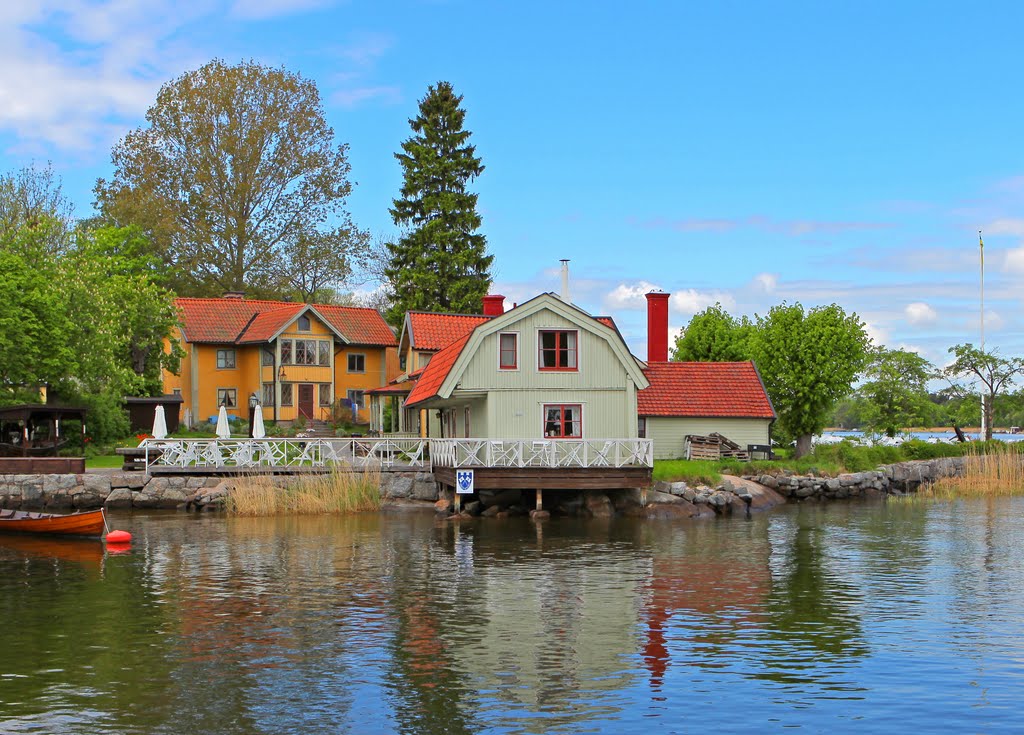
[2,498,1024,734]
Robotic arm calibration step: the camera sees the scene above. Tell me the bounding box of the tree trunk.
[795,434,813,458]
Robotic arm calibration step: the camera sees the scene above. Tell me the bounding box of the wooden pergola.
[0,404,87,457]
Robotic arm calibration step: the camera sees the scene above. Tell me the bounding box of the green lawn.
[85,454,123,469]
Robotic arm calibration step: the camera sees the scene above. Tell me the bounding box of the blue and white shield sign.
[456,469,475,495]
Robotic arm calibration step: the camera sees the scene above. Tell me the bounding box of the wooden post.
[454,489,461,514]
[535,488,543,511]
[640,486,648,507]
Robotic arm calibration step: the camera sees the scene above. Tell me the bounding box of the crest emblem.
[456,469,475,494]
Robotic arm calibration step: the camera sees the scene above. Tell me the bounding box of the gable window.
[298,315,311,331]
[638,417,647,439]
[499,333,518,370]
[319,383,332,406]
[262,348,274,367]
[280,383,293,406]
[538,330,578,370]
[217,388,237,408]
[281,340,293,365]
[292,339,320,366]
[417,352,431,369]
[319,341,331,366]
[216,349,236,369]
[543,404,582,438]
[348,353,366,373]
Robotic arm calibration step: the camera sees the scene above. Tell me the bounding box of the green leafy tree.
[859,348,934,437]
[95,58,365,298]
[0,225,75,403]
[751,302,869,457]
[943,343,1024,440]
[672,303,754,361]
[385,81,492,324]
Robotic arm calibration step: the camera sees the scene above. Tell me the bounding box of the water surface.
[2,499,1023,733]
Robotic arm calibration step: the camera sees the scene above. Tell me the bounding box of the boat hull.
[0,509,106,537]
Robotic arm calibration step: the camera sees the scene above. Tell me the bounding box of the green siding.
[485,389,632,439]
[646,417,771,460]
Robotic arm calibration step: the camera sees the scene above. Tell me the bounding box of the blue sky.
[2,1,1022,362]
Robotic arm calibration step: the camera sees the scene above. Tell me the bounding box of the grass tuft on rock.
[928,442,1024,497]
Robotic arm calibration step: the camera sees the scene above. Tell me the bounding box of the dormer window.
[298,315,311,331]
[538,330,578,371]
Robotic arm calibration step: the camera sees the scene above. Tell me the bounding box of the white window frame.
[348,353,366,373]
[216,349,236,370]
[217,388,238,408]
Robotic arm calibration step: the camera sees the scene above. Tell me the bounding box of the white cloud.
[603,281,663,310]
[752,272,777,293]
[230,0,335,20]
[985,218,1024,237]
[1003,247,1024,273]
[669,289,735,316]
[905,302,938,326]
[864,321,889,348]
[332,85,402,108]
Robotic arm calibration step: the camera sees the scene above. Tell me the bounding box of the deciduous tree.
[859,348,934,437]
[385,81,492,324]
[672,303,753,362]
[751,302,869,457]
[95,59,365,298]
[943,344,1024,440]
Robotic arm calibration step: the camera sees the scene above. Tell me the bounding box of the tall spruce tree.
[385,81,492,324]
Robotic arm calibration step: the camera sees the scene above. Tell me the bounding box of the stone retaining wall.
[0,456,974,518]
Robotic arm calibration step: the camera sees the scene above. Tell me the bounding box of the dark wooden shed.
[124,395,184,434]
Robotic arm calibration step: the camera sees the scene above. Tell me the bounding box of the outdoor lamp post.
[248,393,260,438]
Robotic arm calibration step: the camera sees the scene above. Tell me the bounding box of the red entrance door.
[298,384,315,420]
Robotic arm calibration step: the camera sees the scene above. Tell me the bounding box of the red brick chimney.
[482,294,505,316]
[646,291,670,362]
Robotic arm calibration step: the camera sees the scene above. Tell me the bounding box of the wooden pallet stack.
[684,433,750,462]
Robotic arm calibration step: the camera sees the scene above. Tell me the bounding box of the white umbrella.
[252,404,266,439]
[216,404,231,439]
[151,404,168,439]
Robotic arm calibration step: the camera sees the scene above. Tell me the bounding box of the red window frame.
[543,404,582,438]
[538,330,578,371]
[499,332,517,370]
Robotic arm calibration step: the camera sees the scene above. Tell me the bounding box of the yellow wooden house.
[162,296,398,427]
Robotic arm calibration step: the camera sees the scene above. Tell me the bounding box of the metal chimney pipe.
[560,259,570,302]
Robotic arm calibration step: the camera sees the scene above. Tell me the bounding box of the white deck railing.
[141,437,653,472]
[141,437,430,472]
[431,438,653,469]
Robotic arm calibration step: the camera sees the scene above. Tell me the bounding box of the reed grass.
[227,469,382,516]
[927,442,1024,498]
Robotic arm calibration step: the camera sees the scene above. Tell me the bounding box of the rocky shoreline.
[0,456,972,520]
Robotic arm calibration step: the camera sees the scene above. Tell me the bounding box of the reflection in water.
[2,500,1024,733]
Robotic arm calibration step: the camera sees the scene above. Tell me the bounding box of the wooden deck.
[433,466,651,491]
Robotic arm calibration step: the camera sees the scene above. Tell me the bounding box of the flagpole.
[980,230,986,439]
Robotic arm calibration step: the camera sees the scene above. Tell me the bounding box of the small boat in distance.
[0,508,106,537]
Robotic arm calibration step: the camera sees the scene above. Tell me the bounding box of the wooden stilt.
[535,488,543,511]
[641,487,648,507]
[454,490,462,514]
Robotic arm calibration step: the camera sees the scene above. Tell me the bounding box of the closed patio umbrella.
[151,404,168,440]
[252,404,266,439]
[216,405,231,439]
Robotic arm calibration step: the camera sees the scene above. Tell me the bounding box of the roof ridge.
[408,310,490,318]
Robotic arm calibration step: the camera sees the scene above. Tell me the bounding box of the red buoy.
[106,530,132,543]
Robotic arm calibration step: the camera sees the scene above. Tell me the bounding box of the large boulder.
[727,477,786,512]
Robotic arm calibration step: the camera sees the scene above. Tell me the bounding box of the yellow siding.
[646,417,771,460]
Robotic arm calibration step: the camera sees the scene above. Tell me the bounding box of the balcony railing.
[140,437,653,472]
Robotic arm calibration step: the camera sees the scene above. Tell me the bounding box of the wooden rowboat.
[0,508,106,537]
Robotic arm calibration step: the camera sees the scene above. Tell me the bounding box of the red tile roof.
[175,298,396,346]
[405,333,473,406]
[638,362,775,418]
[315,305,397,346]
[407,312,491,352]
[365,382,413,395]
[237,305,304,343]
